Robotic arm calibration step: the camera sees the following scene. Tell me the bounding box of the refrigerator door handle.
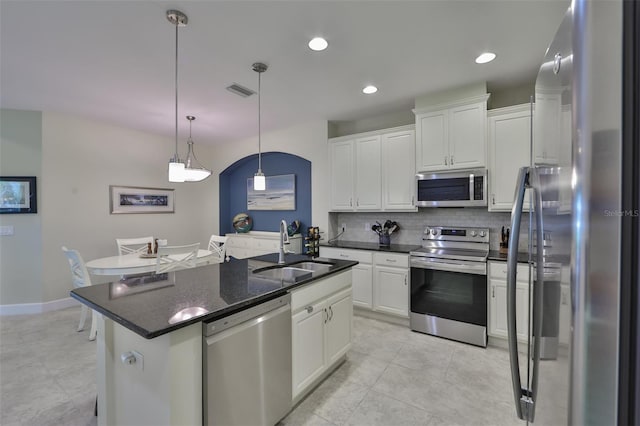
[527,167,546,423]
[507,166,529,421]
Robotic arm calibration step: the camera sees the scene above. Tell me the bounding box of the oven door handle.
[410,258,486,275]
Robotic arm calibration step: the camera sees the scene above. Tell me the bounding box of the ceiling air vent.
[226,83,255,98]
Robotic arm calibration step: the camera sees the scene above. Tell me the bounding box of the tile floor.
[1,307,523,426]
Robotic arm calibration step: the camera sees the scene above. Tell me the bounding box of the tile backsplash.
[329,208,531,251]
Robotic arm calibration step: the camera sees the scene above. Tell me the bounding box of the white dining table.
[86,249,218,276]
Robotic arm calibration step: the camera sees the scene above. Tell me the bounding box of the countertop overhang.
[71,254,357,339]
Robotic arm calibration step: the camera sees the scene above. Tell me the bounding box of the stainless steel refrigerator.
[507,0,639,424]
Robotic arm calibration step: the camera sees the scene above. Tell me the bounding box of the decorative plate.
[232,213,252,233]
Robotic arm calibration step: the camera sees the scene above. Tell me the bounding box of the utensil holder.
[379,234,390,246]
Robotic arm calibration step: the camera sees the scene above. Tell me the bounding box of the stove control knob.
[470,230,477,237]
[479,231,486,237]
[431,229,438,236]
[425,228,431,235]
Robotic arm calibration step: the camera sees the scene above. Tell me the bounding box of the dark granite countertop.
[321,240,420,254]
[488,250,570,266]
[488,250,530,263]
[71,254,357,339]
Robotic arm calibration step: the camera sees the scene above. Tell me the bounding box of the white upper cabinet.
[487,104,532,211]
[415,111,448,171]
[329,125,416,212]
[534,91,561,164]
[414,95,489,172]
[381,129,417,211]
[354,136,382,210]
[449,102,487,169]
[329,140,355,210]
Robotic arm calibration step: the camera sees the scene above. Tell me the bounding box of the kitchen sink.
[287,261,333,273]
[252,266,313,283]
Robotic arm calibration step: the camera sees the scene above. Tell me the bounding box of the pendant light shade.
[166,10,211,183]
[183,116,211,182]
[167,10,187,183]
[252,62,268,191]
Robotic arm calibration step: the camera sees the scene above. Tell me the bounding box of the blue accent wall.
[219,152,311,234]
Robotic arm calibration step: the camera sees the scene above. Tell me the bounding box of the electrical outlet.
[341,223,346,232]
[0,226,14,236]
[365,222,370,231]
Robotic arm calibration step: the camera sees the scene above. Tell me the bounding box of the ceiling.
[1,0,568,146]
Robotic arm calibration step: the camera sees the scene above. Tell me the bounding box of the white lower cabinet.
[319,247,373,309]
[488,261,571,346]
[352,264,373,309]
[319,247,409,318]
[372,252,409,317]
[488,261,530,342]
[291,271,352,400]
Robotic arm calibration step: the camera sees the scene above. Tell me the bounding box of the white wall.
[2,109,327,306]
[208,120,329,237]
[0,110,44,304]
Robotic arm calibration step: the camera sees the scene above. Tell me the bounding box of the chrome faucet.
[278,219,290,264]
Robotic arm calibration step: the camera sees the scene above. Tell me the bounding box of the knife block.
[499,243,508,254]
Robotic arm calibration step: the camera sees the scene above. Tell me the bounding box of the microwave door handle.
[524,167,546,423]
[507,166,529,421]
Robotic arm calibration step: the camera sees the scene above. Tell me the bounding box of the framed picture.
[247,174,296,210]
[110,185,175,214]
[0,176,37,214]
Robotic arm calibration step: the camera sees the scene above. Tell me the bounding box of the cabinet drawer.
[291,271,351,312]
[489,261,529,282]
[373,252,408,268]
[320,247,372,264]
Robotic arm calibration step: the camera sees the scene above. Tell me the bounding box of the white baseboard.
[0,297,80,316]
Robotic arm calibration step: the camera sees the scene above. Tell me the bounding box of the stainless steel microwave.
[415,168,487,207]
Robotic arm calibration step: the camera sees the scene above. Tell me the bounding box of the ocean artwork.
[247,174,296,210]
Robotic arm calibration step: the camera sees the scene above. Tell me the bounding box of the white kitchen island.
[72,255,355,426]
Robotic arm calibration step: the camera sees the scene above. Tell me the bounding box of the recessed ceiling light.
[362,85,378,94]
[308,37,328,51]
[475,52,496,64]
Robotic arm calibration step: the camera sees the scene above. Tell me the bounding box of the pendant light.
[166,10,187,182]
[252,62,268,191]
[183,116,211,181]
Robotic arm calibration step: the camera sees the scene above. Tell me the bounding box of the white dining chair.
[116,236,154,255]
[155,243,200,273]
[208,235,228,262]
[61,246,98,341]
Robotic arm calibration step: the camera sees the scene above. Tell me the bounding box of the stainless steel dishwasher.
[203,294,292,426]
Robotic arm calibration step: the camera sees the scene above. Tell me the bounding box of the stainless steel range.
[409,226,489,347]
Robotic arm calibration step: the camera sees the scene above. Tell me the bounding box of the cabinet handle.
[324,308,328,323]
[411,195,414,206]
[450,156,454,165]
[492,194,495,205]
[329,306,334,321]
[444,156,448,165]
[349,198,353,207]
[306,306,313,314]
[492,286,495,298]
[386,258,397,263]
[404,275,408,286]
[340,254,349,258]
[356,198,359,207]
[561,290,568,305]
